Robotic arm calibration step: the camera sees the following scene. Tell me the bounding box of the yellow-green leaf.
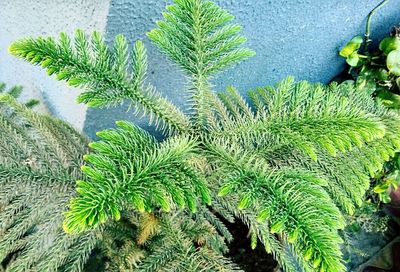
[340,36,363,57]
[387,50,400,76]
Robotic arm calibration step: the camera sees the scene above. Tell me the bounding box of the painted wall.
[1,0,400,137]
[0,0,110,130]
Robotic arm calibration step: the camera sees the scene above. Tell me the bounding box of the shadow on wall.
[83,0,400,139]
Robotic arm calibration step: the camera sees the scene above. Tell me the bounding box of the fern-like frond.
[63,121,211,234]
[9,31,190,134]
[201,78,400,272]
[213,77,387,162]
[147,0,254,77]
[147,0,254,129]
[249,81,400,214]
[8,0,400,271]
[206,141,346,272]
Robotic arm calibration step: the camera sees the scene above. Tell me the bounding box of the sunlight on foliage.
[7,0,400,271]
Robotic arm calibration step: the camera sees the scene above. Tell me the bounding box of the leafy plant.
[0,94,234,272]
[340,27,400,108]
[339,0,400,107]
[7,0,400,271]
[339,0,400,206]
[373,168,400,203]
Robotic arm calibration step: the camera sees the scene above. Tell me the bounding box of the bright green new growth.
[8,0,400,271]
[9,31,189,135]
[64,121,211,233]
[147,0,255,128]
[0,95,236,272]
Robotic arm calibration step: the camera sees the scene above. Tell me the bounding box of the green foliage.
[0,94,232,272]
[374,169,400,203]
[8,0,400,271]
[339,3,400,209]
[340,30,400,107]
[147,0,255,128]
[339,26,400,108]
[133,211,240,272]
[340,36,363,66]
[9,31,189,134]
[63,120,211,234]
[93,210,237,272]
[338,1,400,212]
[0,82,39,108]
[205,80,400,271]
[0,94,97,271]
[147,0,254,77]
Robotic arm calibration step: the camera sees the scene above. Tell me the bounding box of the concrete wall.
[0,0,110,129]
[1,0,400,137]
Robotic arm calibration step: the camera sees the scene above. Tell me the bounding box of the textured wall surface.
[83,0,400,138]
[0,0,110,130]
[84,0,183,138]
[1,0,400,137]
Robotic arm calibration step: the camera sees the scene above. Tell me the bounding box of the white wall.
[0,0,110,130]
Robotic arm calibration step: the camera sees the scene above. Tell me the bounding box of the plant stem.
[364,0,390,50]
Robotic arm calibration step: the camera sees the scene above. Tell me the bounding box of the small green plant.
[373,168,400,203]
[340,27,400,108]
[339,0,400,206]
[339,0,400,108]
[6,0,400,271]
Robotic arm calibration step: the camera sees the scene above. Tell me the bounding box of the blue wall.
[84,0,400,138]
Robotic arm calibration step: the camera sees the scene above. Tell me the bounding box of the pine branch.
[206,141,346,272]
[0,94,97,272]
[63,121,211,234]
[148,0,254,129]
[7,0,400,271]
[203,79,400,271]
[9,32,190,134]
[0,82,39,108]
[136,213,242,272]
[213,77,387,162]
